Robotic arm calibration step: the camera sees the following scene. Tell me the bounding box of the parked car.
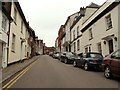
[73,52,103,71]
[49,52,54,57]
[60,52,79,64]
[53,52,61,59]
[103,49,120,79]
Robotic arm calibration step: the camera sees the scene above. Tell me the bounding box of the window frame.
[14,8,17,23]
[89,28,93,40]
[77,40,80,51]
[11,34,16,52]
[105,14,112,30]
[77,26,79,37]
[2,14,7,31]
[21,20,23,33]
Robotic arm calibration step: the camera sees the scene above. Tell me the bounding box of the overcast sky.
[18,0,106,47]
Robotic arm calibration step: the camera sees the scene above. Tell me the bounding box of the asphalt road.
[10,55,119,88]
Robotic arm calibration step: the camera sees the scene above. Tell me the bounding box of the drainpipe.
[7,19,12,66]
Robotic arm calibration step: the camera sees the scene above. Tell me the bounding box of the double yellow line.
[1,61,36,89]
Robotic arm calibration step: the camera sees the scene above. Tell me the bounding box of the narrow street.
[6,55,119,88]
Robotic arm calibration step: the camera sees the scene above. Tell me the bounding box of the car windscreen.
[67,52,78,57]
[89,53,103,58]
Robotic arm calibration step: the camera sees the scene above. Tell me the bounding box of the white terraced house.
[70,1,120,56]
[8,1,29,64]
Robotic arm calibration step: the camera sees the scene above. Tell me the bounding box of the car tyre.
[84,62,89,71]
[104,66,112,79]
[73,61,77,67]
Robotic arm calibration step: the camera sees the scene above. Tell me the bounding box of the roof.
[86,2,100,8]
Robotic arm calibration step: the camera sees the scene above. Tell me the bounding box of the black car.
[60,52,78,64]
[73,52,103,71]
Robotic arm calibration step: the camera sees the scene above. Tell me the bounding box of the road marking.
[1,61,37,90]
[7,67,30,89]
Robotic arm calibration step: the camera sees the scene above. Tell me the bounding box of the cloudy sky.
[19,0,106,47]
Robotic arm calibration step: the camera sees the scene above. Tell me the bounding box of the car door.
[110,50,120,75]
[80,53,87,67]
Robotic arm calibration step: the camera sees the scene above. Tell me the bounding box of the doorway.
[108,39,113,54]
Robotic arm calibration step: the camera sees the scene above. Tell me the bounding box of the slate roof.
[87,2,100,8]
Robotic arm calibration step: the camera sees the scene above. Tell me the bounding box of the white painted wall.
[0,10,9,68]
[8,2,27,64]
[71,1,119,57]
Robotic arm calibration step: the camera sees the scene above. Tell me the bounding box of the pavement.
[0,55,40,84]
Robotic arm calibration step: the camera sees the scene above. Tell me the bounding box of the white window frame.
[77,26,79,37]
[77,40,80,51]
[14,8,17,22]
[21,20,23,33]
[73,30,75,40]
[89,28,93,40]
[105,14,112,30]
[2,14,7,31]
[11,34,16,52]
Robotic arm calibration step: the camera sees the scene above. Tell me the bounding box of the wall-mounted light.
[114,37,117,41]
[103,41,106,44]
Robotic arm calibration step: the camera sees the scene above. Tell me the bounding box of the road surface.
[6,55,120,88]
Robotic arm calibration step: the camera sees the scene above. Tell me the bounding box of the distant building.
[71,1,120,56]
[44,46,55,55]
[58,25,65,52]
[55,37,59,52]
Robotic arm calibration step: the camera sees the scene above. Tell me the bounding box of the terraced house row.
[0,1,45,68]
[55,0,120,57]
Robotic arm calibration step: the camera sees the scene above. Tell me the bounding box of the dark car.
[73,52,103,71]
[60,52,78,64]
[103,49,120,79]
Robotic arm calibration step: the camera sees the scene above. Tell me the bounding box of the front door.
[108,39,113,54]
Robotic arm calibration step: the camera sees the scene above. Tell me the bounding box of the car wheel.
[64,58,68,64]
[84,62,89,71]
[73,61,77,67]
[104,66,112,79]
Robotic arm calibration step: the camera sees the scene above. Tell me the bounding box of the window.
[2,14,7,31]
[89,47,91,52]
[105,14,112,30]
[77,26,79,37]
[12,34,16,52]
[25,45,27,56]
[77,40,80,51]
[73,30,75,40]
[97,42,102,53]
[89,28,93,40]
[85,47,88,53]
[21,21,23,33]
[74,42,76,52]
[14,8,17,22]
